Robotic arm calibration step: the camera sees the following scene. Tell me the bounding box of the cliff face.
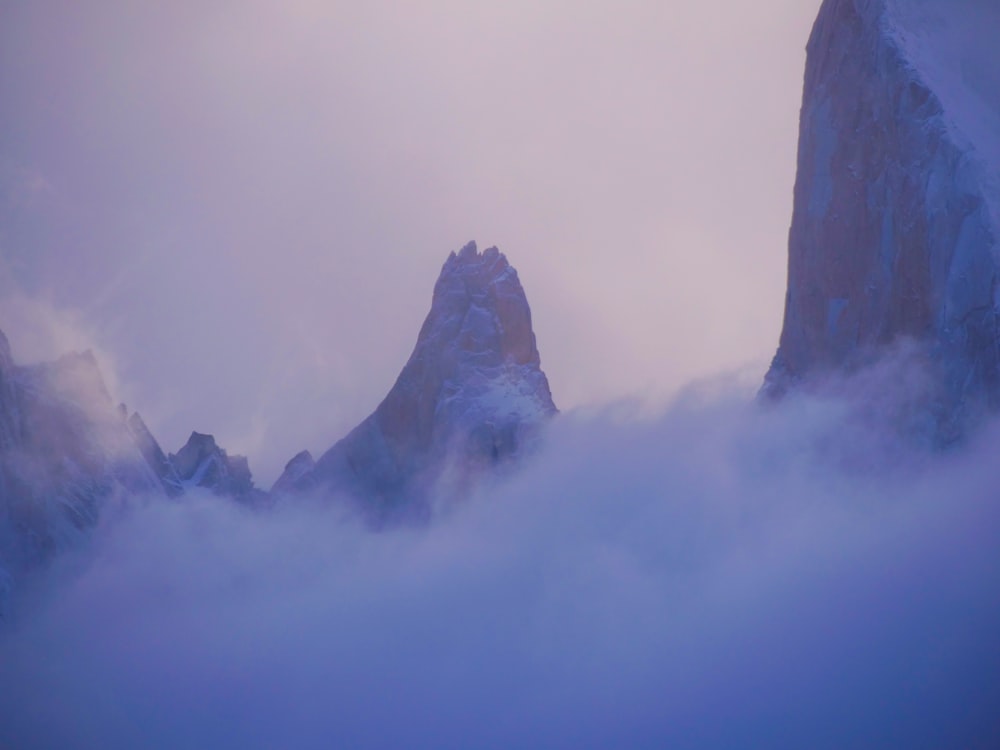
[275,242,557,519]
[766,0,1000,427]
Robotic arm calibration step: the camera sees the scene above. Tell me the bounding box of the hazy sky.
[0,1,819,483]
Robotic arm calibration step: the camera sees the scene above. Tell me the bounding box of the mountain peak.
[422,240,541,371]
[441,243,514,302]
[170,432,220,479]
[454,239,479,260]
[274,242,556,519]
[448,240,504,267]
[170,431,257,500]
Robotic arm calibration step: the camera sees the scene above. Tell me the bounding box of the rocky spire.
[274,242,557,519]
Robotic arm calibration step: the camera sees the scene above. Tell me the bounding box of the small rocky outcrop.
[169,431,261,503]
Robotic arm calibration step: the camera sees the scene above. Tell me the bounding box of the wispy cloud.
[0,1,819,483]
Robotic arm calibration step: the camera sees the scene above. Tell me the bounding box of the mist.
[3,1,999,746]
[2,364,999,749]
[0,0,818,484]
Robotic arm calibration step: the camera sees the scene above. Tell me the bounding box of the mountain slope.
[0,328,264,617]
[0,334,164,616]
[274,242,557,519]
[765,0,1000,428]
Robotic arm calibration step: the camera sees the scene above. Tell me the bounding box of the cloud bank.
[2,367,998,749]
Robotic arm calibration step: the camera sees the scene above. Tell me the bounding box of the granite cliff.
[766,0,1000,430]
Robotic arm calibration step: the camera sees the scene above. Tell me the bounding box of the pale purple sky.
[0,1,819,484]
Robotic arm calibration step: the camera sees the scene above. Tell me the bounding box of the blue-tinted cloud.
[2,370,998,749]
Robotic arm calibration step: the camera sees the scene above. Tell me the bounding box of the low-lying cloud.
[2,370,999,749]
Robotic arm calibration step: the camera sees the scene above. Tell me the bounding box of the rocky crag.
[765,0,1000,432]
[1,242,557,608]
[273,242,557,521]
[0,329,260,616]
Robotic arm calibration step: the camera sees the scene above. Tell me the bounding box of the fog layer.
[2,365,998,749]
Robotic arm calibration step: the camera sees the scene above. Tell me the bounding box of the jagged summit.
[432,241,546,369]
[169,431,259,501]
[765,0,1000,429]
[274,242,557,519]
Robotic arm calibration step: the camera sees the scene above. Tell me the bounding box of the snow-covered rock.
[765,0,1000,430]
[0,333,165,616]
[0,327,270,617]
[169,431,262,503]
[274,242,557,520]
[127,411,184,497]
